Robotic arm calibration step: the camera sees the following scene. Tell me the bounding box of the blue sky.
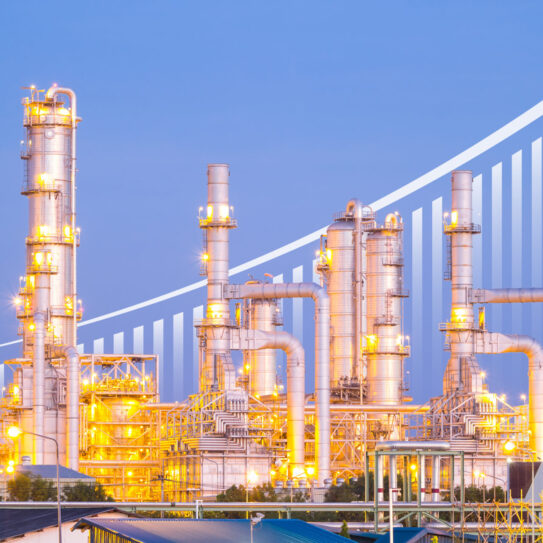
[0,0,542,343]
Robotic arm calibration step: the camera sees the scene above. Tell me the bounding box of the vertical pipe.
[377,454,384,502]
[389,454,398,502]
[32,312,46,463]
[420,455,426,502]
[431,455,440,502]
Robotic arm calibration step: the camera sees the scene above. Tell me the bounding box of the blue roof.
[0,508,112,540]
[74,518,352,543]
[16,464,94,479]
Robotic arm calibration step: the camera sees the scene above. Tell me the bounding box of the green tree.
[340,519,351,539]
[63,481,114,502]
[8,473,56,501]
[30,476,56,501]
[8,473,32,501]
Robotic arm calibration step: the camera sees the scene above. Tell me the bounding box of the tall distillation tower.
[14,86,80,467]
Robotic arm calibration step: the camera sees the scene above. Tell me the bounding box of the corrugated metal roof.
[0,507,112,540]
[74,518,352,543]
[16,464,94,479]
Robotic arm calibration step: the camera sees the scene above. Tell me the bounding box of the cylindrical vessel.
[200,164,236,391]
[245,292,278,396]
[325,220,355,385]
[18,90,80,464]
[365,213,406,406]
[443,171,480,394]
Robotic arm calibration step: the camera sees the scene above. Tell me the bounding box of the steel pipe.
[231,328,305,474]
[53,346,80,469]
[476,332,543,456]
[32,312,46,464]
[471,288,543,304]
[431,456,441,502]
[375,441,450,451]
[227,281,330,484]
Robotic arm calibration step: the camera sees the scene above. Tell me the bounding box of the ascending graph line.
[1,99,543,348]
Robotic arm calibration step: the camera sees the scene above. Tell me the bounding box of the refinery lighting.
[1,85,543,521]
[7,426,21,438]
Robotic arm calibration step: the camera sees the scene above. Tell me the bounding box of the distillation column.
[199,164,237,392]
[365,213,408,407]
[443,170,483,395]
[16,86,81,465]
[321,200,373,388]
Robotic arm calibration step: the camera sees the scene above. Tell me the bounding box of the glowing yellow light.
[501,394,507,402]
[13,297,22,306]
[34,252,44,265]
[12,386,19,396]
[202,253,209,261]
[28,323,35,331]
[450,210,458,226]
[63,225,72,239]
[36,225,49,239]
[83,379,89,386]
[8,460,15,466]
[270,470,276,476]
[57,107,70,116]
[410,463,417,471]
[7,427,21,438]
[291,467,305,479]
[326,249,332,263]
[306,466,315,476]
[127,471,133,477]
[244,363,250,372]
[247,471,258,485]
[38,173,53,186]
[504,441,516,452]
[481,371,487,379]
[6,466,14,474]
[207,205,213,219]
[521,394,527,402]
[219,205,229,219]
[452,307,468,323]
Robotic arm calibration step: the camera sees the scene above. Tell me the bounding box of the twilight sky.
[0,1,542,342]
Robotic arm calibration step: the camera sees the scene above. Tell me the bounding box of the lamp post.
[7,426,62,543]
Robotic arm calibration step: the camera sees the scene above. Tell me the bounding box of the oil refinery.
[0,85,541,507]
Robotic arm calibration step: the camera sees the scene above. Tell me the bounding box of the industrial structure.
[0,86,541,505]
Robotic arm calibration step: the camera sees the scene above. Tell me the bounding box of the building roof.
[0,507,112,541]
[73,518,353,543]
[16,464,94,480]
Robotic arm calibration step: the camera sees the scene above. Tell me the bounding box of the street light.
[7,426,63,543]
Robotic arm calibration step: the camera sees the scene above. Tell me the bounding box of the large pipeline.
[476,332,543,456]
[471,288,543,304]
[231,328,305,474]
[53,346,80,469]
[226,281,330,483]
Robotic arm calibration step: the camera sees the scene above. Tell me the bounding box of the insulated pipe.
[375,441,450,451]
[377,454,384,501]
[477,332,543,456]
[45,86,78,348]
[53,346,80,469]
[231,328,305,474]
[431,456,441,502]
[389,455,398,502]
[32,311,46,464]
[420,455,426,502]
[471,288,543,304]
[346,199,364,379]
[227,282,330,484]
